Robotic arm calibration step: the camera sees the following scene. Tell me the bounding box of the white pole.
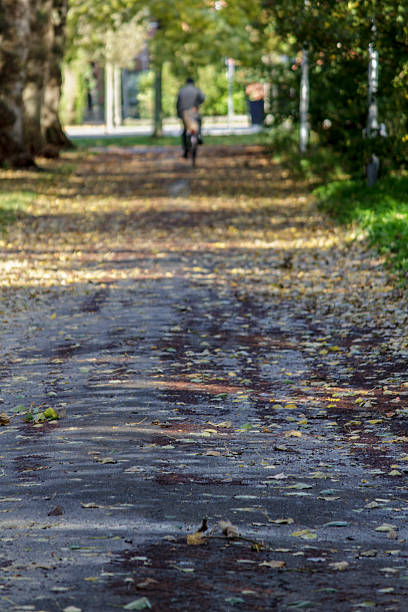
[227,58,235,128]
[113,65,122,127]
[105,61,114,133]
[367,18,380,185]
[367,41,379,136]
[299,44,309,153]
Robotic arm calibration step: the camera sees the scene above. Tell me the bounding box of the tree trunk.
[23,0,53,156]
[0,0,34,167]
[41,0,72,155]
[153,66,163,138]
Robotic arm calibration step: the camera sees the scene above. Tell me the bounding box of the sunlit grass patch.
[315,173,408,280]
[70,132,267,150]
[0,191,36,230]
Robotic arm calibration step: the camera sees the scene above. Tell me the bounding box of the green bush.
[315,173,408,279]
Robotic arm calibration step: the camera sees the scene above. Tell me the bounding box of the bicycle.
[185,128,199,167]
[182,108,201,168]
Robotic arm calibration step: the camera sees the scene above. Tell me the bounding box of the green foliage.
[135,61,247,118]
[315,173,408,279]
[262,0,408,172]
[262,124,345,182]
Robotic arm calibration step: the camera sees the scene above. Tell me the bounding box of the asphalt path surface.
[0,145,407,611]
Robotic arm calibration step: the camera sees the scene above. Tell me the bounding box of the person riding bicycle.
[176,77,205,158]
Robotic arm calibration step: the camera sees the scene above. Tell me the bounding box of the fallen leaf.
[123,598,152,610]
[360,550,377,557]
[219,520,239,538]
[43,407,59,420]
[0,413,10,426]
[375,524,398,533]
[259,560,285,568]
[329,561,349,570]
[187,531,207,546]
[48,506,63,516]
[225,598,244,606]
[290,529,317,540]
[136,578,158,589]
[284,430,302,438]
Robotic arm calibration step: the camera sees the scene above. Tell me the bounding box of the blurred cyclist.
[176,77,205,158]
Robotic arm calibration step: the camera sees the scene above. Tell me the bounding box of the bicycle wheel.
[190,134,198,167]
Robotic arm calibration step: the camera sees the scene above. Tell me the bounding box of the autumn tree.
[0,0,33,167]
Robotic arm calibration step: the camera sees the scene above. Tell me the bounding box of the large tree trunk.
[23,0,53,156]
[0,0,34,167]
[41,0,72,155]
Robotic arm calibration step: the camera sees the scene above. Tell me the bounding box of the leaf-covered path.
[1,145,408,611]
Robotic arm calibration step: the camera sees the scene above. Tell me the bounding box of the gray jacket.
[176,83,205,118]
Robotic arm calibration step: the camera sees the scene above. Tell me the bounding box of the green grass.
[0,191,35,230]
[315,173,408,280]
[71,132,267,150]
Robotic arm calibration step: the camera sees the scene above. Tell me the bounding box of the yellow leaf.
[0,413,10,426]
[290,529,317,540]
[187,531,207,546]
[284,430,302,438]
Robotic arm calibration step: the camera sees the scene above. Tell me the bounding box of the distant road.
[65,115,263,139]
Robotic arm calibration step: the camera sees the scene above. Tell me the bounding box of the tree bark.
[41,0,72,154]
[23,0,53,156]
[153,65,163,138]
[0,0,34,167]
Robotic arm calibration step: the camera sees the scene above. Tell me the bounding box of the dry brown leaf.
[48,506,63,516]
